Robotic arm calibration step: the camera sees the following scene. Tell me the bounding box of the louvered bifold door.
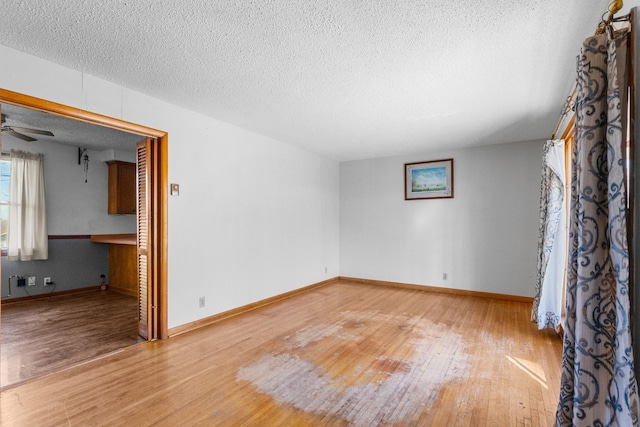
[137,138,153,340]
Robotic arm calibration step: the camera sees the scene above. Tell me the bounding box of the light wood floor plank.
[0,281,562,426]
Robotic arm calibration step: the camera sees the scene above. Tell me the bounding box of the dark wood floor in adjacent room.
[0,281,563,426]
[1,290,139,387]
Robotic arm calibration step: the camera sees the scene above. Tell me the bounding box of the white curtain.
[7,149,48,261]
[531,139,566,330]
[555,26,638,426]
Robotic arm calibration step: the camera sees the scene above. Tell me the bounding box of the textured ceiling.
[1,103,143,152]
[0,0,620,161]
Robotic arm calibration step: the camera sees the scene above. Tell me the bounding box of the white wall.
[0,44,340,328]
[340,140,543,297]
[1,138,136,235]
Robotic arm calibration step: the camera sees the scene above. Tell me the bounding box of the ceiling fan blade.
[4,129,37,142]
[10,126,54,137]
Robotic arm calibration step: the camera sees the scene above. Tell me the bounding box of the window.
[0,151,47,259]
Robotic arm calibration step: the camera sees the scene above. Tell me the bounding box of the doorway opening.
[0,88,168,388]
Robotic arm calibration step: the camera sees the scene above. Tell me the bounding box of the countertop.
[90,233,136,245]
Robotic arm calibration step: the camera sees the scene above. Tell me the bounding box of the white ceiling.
[0,0,625,161]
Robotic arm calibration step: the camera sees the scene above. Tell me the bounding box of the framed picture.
[404,158,454,200]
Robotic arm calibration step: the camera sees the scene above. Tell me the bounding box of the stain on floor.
[237,310,470,426]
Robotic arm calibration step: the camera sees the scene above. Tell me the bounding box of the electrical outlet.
[44,277,52,286]
[28,276,36,286]
[199,296,205,308]
[443,273,448,280]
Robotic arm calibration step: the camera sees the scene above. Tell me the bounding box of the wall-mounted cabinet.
[107,160,136,215]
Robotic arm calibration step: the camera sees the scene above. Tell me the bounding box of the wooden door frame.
[0,88,168,340]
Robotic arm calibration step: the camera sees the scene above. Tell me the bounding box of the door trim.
[0,88,168,339]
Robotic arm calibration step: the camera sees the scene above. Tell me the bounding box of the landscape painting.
[404,159,454,200]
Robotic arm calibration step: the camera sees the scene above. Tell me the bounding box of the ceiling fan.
[1,113,54,142]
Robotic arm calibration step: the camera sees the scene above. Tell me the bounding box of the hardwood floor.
[0,281,563,426]
[1,290,139,387]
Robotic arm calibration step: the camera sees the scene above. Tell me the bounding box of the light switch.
[170,183,180,196]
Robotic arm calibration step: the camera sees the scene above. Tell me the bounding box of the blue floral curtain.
[555,26,638,426]
[532,139,566,330]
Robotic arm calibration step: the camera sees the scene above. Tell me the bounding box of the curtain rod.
[598,0,624,33]
[551,0,627,139]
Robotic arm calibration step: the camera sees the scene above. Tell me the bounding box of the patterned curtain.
[531,139,566,330]
[555,26,638,426]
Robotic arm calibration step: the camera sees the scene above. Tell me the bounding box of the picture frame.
[404,158,454,200]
